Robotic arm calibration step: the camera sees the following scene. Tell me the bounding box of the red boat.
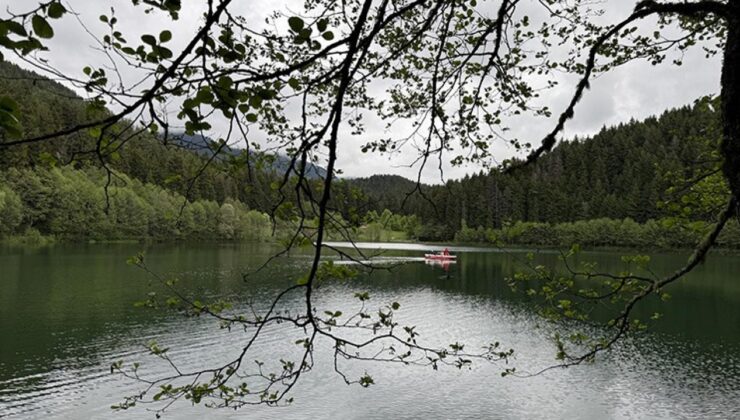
[424,253,457,260]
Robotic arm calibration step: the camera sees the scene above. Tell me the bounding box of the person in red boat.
[442,247,449,256]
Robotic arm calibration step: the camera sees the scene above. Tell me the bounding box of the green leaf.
[0,96,18,113]
[159,30,172,43]
[359,374,374,387]
[354,292,370,301]
[322,31,334,41]
[288,16,304,32]
[164,0,181,11]
[2,20,27,36]
[299,28,312,40]
[317,19,328,32]
[32,15,54,39]
[47,2,67,19]
[141,34,157,45]
[157,46,173,59]
[249,95,262,109]
[0,96,22,137]
[88,126,102,138]
[195,87,214,103]
[217,75,233,89]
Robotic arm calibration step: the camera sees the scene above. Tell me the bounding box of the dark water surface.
[1,243,739,419]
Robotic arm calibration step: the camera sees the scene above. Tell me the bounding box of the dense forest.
[0,61,328,211]
[0,61,362,240]
[0,62,416,242]
[350,97,737,246]
[1,61,737,248]
[354,101,720,226]
[0,165,274,242]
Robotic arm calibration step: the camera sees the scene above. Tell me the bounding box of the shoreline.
[5,235,738,256]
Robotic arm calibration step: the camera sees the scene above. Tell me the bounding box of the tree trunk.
[721,4,740,210]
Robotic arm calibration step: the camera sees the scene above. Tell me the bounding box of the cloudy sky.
[3,0,722,184]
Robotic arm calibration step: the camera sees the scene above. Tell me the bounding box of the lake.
[1,242,739,419]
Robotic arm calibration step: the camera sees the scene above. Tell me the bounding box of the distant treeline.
[0,166,272,242]
[455,218,740,249]
[0,165,429,245]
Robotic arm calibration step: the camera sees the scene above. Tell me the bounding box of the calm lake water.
[1,242,739,419]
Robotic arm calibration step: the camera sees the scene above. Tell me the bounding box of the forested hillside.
[350,97,727,242]
[0,61,333,211]
[0,61,347,241]
[1,61,736,247]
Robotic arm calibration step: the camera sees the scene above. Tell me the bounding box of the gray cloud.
[2,0,722,184]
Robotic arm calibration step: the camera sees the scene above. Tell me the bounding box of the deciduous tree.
[1,0,738,414]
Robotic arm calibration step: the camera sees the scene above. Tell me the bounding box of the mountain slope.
[169,132,327,179]
[348,97,722,237]
[0,61,319,212]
